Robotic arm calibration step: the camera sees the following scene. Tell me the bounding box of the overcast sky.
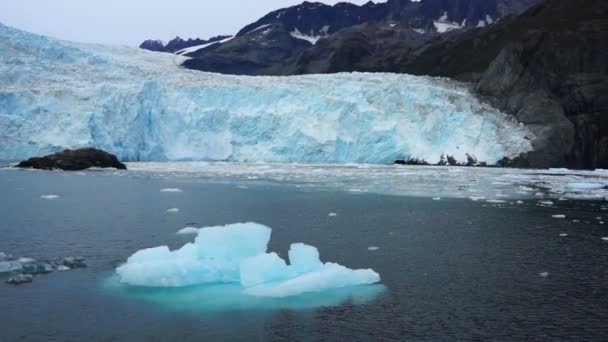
[0,0,374,46]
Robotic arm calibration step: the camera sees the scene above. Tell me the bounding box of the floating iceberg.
[116,223,381,297]
[0,23,532,164]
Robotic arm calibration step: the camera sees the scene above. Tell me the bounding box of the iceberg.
[116,223,381,297]
[0,23,532,164]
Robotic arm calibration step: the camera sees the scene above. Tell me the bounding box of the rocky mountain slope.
[168,0,540,75]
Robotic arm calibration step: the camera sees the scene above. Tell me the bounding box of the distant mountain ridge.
[140,0,540,75]
[140,35,232,53]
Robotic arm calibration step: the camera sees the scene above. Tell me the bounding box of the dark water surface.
[1,170,607,341]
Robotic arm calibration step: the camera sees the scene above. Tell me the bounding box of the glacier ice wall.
[116,222,381,297]
[0,23,533,164]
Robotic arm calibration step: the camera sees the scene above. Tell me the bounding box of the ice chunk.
[602,237,608,241]
[486,199,506,204]
[539,272,549,278]
[0,261,23,274]
[176,227,201,235]
[539,201,554,205]
[567,183,605,190]
[432,197,441,201]
[41,195,59,200]
[368,246,380,251]
[160,188,183,193]
[328,212,338,217]
[117,223,272,287]
[167,208,180,213]
[552,215,566,219]
[559,233,568,237]
[244,262,380,298]
[116,223,381,297]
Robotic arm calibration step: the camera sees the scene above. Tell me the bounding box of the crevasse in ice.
[0,23,533,164]
[115,223,381,297]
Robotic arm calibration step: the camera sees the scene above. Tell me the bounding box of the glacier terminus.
[0,23,532,164]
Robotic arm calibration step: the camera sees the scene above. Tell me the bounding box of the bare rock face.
[16,148,127,171]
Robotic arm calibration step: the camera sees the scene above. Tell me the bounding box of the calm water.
[1,169,607,341]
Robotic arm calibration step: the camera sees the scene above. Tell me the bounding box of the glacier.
[0,23,533,164]
[116,222,381,297]
[0,24,533,163]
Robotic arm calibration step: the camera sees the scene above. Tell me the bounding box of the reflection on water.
[103,276,386,314]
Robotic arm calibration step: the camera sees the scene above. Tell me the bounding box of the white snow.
[167,208,180,213]
[175,36,234,55]
[244,24,272,35]
[0,23,533,165]
[176,227,200,235]
[290,27,327,45]
[160,188,183,193]
[433,12,464,33]
[117,223,380,297]
[40,195,59,200]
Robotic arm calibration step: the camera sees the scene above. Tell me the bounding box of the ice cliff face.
[0,23,533,164]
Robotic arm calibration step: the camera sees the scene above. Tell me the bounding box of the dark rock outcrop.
[16,148,127,171]
[181,0,538,75]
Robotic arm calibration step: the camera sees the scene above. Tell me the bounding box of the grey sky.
[0,0,374,46]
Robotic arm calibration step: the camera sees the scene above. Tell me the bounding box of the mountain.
[140,35,232,53]
[0,23,532,164]
[170,0,540,75]
[402,0,608,169]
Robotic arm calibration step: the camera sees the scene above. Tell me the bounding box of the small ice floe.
[559,233,569,237]
[177,227,200,235]
[328,212,338,217]
[552,215,566,219]
[167,208,180,213]
[572,219,581,223]
[368,246,380,251]
[558,198,568,202]
[567,182,605,190]
[539,272,550,278]
[517,200,524,205]
[6,274,33,285]
[40,194,59,200]
[602,237,608,241]
[600,222,605,225]
[539,201,554,206]
[432,197,441,201]
[18,257,35,263]
[486,199,506,204]
[160,188,183,193]
[469,196,486,202]
[236,185,249,189]
[56,265,70,271]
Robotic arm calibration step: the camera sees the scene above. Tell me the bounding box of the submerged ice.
[0,23,532,164]
[116,223,381,297]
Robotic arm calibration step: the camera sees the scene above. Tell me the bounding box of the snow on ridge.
[289,27,326,45]
[176,36,234,55]
[0,23,533,165]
